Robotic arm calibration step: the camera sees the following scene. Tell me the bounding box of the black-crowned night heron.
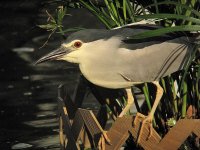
[35,25,198,143]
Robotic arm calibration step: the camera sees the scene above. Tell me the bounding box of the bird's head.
[35,39,85,64]
[35,29,107,65]
[35,29,128,64]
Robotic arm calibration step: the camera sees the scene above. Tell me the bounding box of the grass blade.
[153,0,159,14]
[181,80,188,118]
[128,25,200,39]
[135,14,200,24]
[126,0,136,22]
[79,0,113,28]
[145,1,200,18]
[123,0,127,22]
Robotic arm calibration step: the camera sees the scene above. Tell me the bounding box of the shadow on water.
[0,49,79,149]
[0,1,105,149]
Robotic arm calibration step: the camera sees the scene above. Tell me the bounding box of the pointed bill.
[34,46,70,65]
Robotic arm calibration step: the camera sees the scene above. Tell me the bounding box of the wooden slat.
[78,108,103,147]
[71,111,84,141]
[105,116,133,150]
[158,119,200,150]
[130,113,161,150]
[58,79,200,150]
[58,97,79,150]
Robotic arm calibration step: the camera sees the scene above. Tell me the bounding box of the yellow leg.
[119,88,134,117]
[97,129,111,149]
[137,81,163,143]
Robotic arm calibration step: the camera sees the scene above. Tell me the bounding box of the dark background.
[0,1,105,149]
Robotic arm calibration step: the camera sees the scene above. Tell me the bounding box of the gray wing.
[118,35,193,82]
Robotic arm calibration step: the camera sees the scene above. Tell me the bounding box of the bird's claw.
[137,117,153,144]
[98,131,111,150]
[98,135,105,150]
[146,122,153,140]
[102,131,111,144]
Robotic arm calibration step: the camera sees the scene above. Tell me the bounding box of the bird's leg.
[137,81,163,143]
[98,131,110,150]
[98,88,134,147]
[119,88,134,117]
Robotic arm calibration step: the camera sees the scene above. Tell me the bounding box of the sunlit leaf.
[128,25,200,39]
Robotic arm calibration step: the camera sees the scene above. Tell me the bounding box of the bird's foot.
[102,131,111,144]
[98,131,111,149]
[136,115,153,144]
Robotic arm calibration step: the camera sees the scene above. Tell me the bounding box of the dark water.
[0,46,80,150]
[0,1,105,149]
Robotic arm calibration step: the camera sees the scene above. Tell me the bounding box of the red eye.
[74,41,82,48]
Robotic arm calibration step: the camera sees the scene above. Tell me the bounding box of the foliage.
[38,6,84,47]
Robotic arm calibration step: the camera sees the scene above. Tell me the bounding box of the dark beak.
[35,46,70,65]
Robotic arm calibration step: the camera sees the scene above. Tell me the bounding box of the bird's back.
[119,27,198,82]
[119,36,193,82]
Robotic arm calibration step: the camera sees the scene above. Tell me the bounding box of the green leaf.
[57,27,85,33]
[123,0,127,22]
[142,83,152,111]
[38,24,56,31]
[146,1,200,18]
[153,0,159,14]
[181,80,187,118]
[128,25,200,39]
[179,44,199,94]
[135,14,200,24]
[104,0,121,26]
[79,0,114,29]
[126,0,136,22]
